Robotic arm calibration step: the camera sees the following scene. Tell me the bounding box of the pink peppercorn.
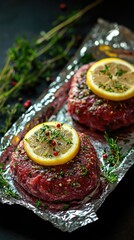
[59,3,67,10]
[11,81,17,86]
[23,99,31,109]
[103,153,108,159]
[52,140,56,146]
[56,123,61,128]
[54,151,58,156]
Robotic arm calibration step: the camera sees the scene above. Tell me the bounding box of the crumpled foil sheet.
[0,18,134,232]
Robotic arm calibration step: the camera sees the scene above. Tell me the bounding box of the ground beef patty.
[67,63,134,131]
[10,132,101,209]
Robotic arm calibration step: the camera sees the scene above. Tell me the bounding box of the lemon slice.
[23,122,80,166]
[86,58,134,101]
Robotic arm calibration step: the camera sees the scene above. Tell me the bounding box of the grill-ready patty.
[67,63,134,131]
[10,132,101,209]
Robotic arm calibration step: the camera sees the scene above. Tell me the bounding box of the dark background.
[0,0,134,239]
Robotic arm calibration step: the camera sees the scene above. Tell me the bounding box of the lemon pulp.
[86,58,134,101]
[23,121,80,166]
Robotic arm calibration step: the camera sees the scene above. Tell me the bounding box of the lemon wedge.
[86,58,134,101]
[23,122,80,166]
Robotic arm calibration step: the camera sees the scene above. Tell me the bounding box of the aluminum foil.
[0,18,134,232]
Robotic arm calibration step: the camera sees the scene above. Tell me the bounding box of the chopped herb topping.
[100,64,110,73]
[35,199,42,208]
[27,123,73,158]
[115,68,127,76]
[96,62,131,93]
[81,166,89,176]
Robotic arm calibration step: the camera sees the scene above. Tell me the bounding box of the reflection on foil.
[106,29,119,41]
[0,18,134,232]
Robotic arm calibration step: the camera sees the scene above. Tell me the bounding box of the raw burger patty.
[67,63,134,131]
[10,132,101,204]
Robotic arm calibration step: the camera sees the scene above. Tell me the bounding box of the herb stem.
[0,1,103,134]
[0,56,10,79]
[36,28,67,58]
[0,70,13,93]
[36,0,103,45]
[27,36,75,81]
[0,78,23,103]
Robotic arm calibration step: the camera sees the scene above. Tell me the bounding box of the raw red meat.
[10,132,101,210]
[67,63,134,131]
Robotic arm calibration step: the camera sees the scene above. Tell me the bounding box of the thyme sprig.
[36,0,103,45]
[0,0,103,135]
[0,164,18,198]
[101,132,134,183]
[104,132,123,166]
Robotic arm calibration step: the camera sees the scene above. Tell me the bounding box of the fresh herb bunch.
[0,0,102,136]
[102,132,134,183]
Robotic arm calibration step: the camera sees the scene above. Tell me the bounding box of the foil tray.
[0,18,134,232]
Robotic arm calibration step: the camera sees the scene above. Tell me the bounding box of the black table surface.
[0,0,134,239]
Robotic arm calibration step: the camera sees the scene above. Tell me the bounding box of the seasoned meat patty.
[10,132,101,209]
[67,63,134,131]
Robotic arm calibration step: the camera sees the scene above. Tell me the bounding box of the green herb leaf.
[0,164,18,198]
[0,1,102,135]
[101,132,126,183]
